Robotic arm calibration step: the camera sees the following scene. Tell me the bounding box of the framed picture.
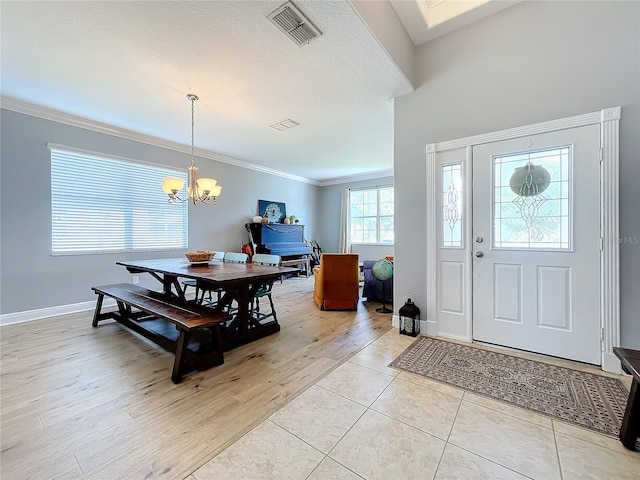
[258,200,287,223]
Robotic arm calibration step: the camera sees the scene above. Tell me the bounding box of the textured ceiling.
[1,1,511,183]
[1,1,412,183]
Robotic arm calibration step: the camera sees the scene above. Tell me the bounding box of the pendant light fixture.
[162,94,221,205]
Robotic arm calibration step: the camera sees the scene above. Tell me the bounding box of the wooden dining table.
[116,258,298,351]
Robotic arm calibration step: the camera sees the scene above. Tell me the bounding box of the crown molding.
[317,168,394,186]
[1,96,322,185]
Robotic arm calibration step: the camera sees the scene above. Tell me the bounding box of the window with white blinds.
[50,145,188,255]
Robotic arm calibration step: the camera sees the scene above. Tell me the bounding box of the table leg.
[161,275,185,301]
[172,329,192,384]
[216,282,280,350]
[92,294,105,327]
[620,378,640,450]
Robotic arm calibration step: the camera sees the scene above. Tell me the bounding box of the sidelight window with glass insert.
[442,163,463,248]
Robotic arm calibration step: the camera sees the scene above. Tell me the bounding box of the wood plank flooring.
[0,277,392,480]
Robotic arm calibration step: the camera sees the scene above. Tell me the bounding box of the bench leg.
[92,294,105,327]
[620,378,640,450]
[172,329,192,384]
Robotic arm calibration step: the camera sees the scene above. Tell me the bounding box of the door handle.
[474,251,484,258]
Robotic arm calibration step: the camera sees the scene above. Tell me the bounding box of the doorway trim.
[425,107,621,372]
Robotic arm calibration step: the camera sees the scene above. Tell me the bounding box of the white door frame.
[425,107,621,373]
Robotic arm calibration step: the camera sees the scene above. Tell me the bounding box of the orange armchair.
[313,253,360,310]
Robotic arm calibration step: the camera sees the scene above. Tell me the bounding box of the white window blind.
[50,145,188,255]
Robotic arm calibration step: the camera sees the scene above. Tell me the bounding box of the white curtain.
[338,188,350,253]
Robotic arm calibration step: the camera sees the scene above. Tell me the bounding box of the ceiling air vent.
[270,119,300,131]
[267,2,322,47]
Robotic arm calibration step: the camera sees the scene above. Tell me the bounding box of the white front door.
[472,125,601,364]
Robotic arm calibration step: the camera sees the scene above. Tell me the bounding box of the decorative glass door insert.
[493,147,571,250]
[442,163,463,247]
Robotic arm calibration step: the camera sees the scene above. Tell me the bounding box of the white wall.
[394,1,640,348]
[0,109,318,316]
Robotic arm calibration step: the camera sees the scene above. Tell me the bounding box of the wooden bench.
[614,347,640,450]
[92,283,231,384]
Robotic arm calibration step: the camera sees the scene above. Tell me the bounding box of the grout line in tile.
[460,390,554,430]
[444,441,538,480]
[365,405,449,444]
[344,358,397,380]
[394,373,465,400]
[313,383,371,408]
[73,453,85,475]
[264,418,327,459]
[430,437,448,480]
[552,422,566,480]
[551,419,638,457]
[445,392,464,444]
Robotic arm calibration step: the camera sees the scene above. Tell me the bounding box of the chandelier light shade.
[163,94,222,205]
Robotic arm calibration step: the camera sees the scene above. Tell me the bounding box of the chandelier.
[162,94,221,205]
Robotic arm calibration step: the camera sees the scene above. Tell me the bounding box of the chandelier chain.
[190,95,196,167]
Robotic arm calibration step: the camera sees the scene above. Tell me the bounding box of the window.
[493,147,571,250]
[442,163,463,248]
[349,186,394,244]
[50,145,188,255]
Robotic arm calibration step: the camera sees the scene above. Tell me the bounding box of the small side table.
[280,257,310,282]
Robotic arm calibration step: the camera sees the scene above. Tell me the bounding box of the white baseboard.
[0,299,116,326]
[602,351,623,374]
[392,316,429,336]
[425,320,438,336]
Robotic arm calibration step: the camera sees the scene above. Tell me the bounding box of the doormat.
[389,336,630,439]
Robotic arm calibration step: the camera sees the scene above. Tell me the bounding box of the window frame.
[349,185,394,245]
[49,144,188,256]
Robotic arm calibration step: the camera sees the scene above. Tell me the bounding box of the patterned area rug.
[389,336,630,438]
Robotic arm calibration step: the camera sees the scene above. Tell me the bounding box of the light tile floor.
[190,331,640,480]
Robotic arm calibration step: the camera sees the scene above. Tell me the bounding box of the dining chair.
[250,254,281,322]
[223,252,249,263]
[207,251,250,312]
[182,251,224,304]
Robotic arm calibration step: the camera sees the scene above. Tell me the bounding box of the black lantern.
[398,298,420,337]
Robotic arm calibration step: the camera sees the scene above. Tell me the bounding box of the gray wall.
[316,176,393,254]
[0,109,318,315]
[394,1,640,348]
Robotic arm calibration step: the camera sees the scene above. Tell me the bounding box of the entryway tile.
[395,371,465,399]
[329,409,445,480]
[435,443,529,480]
[555,431,640,480]
[553,420,640,458]
[370,331,416,353]
[462,391,553,428]
[192,420,323,480]
[307,458,364,480]
[269,385,366,454]
[371,377,461,440]
[316,362,394,406]
[448,401,561,480]
[349,344,401,376]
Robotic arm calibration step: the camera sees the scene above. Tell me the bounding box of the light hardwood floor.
[1,276,392,479]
